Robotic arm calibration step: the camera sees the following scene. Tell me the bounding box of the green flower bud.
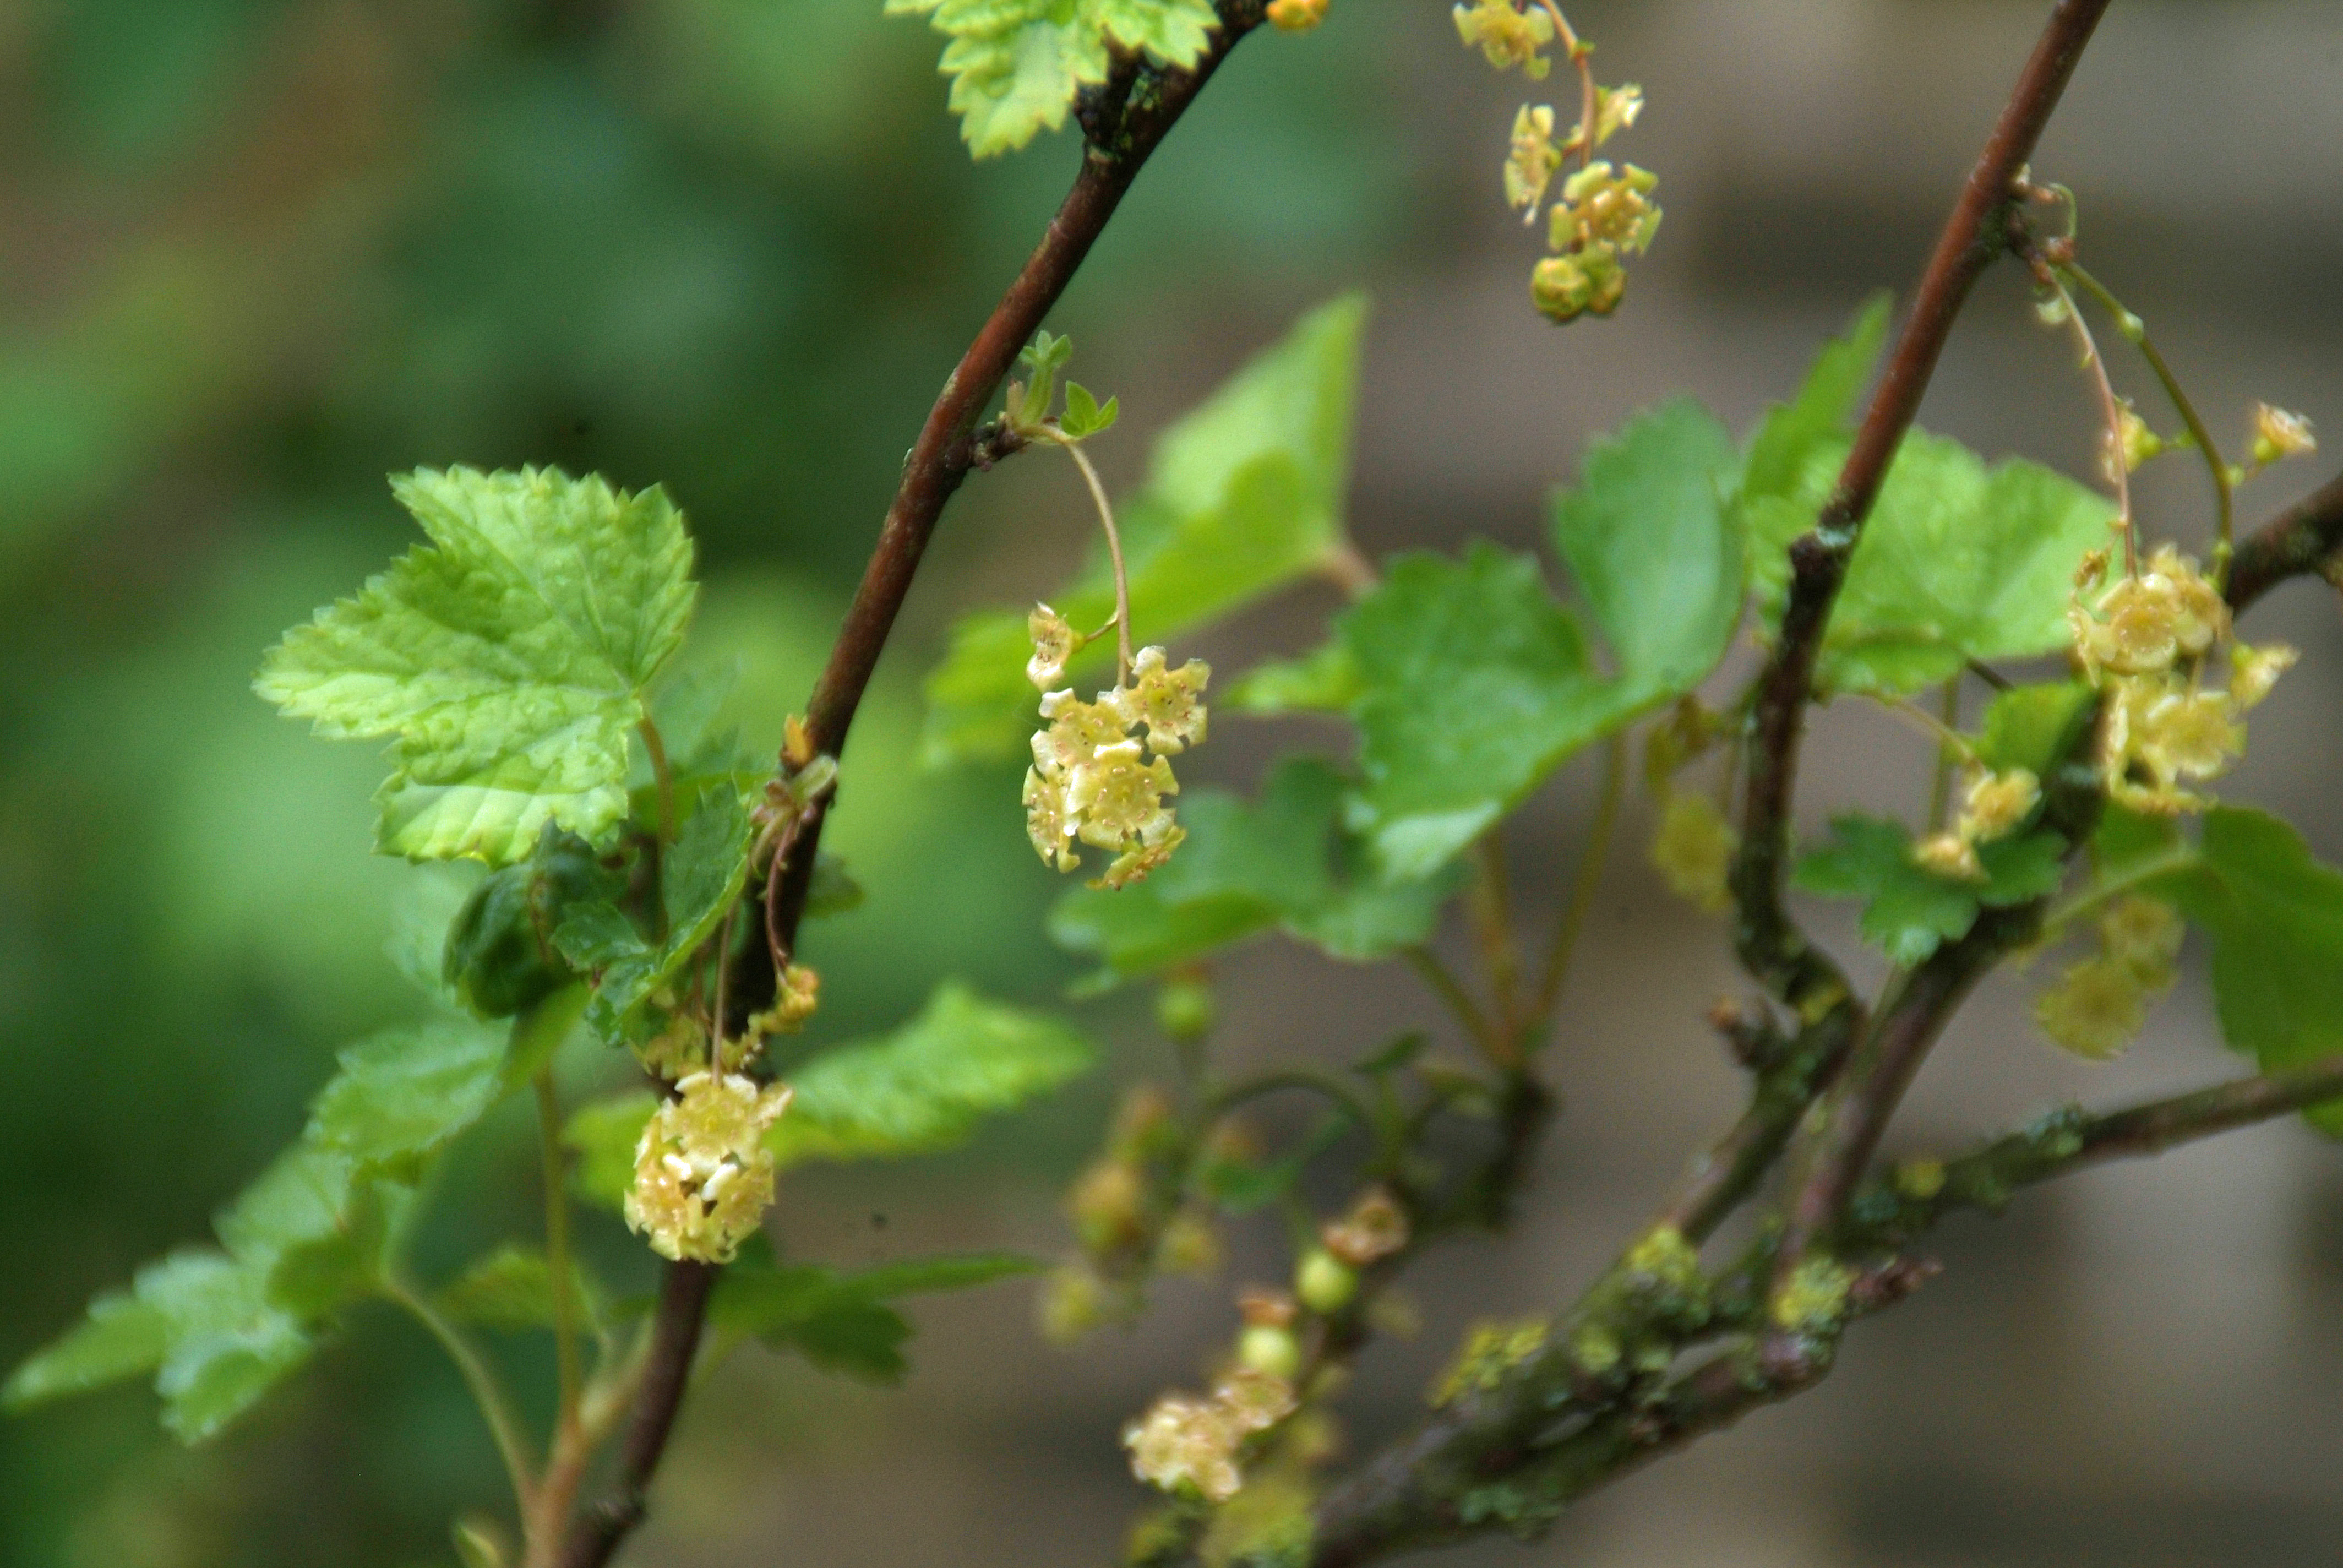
[1294,1248,1359,1314]
[1156,977,1217,1043]
[1236,1324,1302,1381]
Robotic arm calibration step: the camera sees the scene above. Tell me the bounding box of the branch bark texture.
[2227,468,2343,613]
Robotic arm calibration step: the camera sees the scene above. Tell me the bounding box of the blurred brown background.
[3,2,2341,1565]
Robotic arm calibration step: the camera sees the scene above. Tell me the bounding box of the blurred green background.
[5,3,2342,1566]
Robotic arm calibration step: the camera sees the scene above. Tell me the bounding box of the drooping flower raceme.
[2068,545,2294,814]
[1123,1367,1299,1503]
[626,1071,793,1264]
[1022,616,1208,891]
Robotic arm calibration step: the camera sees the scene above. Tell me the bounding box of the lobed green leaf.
[767,982,1094,1167]
[709,1246,1038,1384]
[256,466,696,864]
[2155,808,2343,1134]
[889,0,1219,159]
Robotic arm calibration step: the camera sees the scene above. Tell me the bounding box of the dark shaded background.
[4,2,2341,1565]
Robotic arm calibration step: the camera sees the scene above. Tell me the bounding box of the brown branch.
[556,14,1264,1565]
[1729,0,2112,1017]
[2226,468,2343,614]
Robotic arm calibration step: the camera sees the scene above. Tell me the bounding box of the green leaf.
[1741,292,1890,505]
[256,466,696,864]
[840,1251,1042,1299]
[563,1091,659,1212]
[1794,814,2068,966]
[1224,640,1361,716]
[1748,432,2112,695]
[557,787,753,1045]
[1974,681,2096,777]
[442,827,620,1020]
[3,1292,169,1413]
[1091,0,1219,64]
[437,1245,608,1333]
[1048,756,1456,981]
[889,0,1217,158]
[1550,397,1745,711]
[766,983,1094,1167]
[709,1249,1037,1384]
[304,1020,510,1179]
[133,1252,313,1445]
[1344,544,1617,878]
[922,295,1367,765]
[214,1142,389,1318]
[1060,381,1119,439]
[2155,808,2343,1134]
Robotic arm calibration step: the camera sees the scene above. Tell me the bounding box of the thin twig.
[2225,467,2343,613]
[535,1069,584,1438]
[1529,734,1625,1027]
[2034,261,2135,573]
[2059,261,2236,573]
[1925,678,1960,832]
[1467,831,1523,1058]
[384,1273,538,1517]
[1403,945,1503,1065]
[1058,437,1135,682]
[1731,0,2112,1014]
[558,18,1264,1565]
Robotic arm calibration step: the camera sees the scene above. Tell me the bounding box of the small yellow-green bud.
[1154,975,1216,1043]
[1294,1248,1360,1314]
[1237,1324,1303,1382]
[1266,0,1330,32]
[2250,402,2316,467]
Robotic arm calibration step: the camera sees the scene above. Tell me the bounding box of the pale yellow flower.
[1590,83,1643,148]
[1026,603,1078,691]
[1505,104,1563,216]
[2035,957,2148,1059]
[2098,896,2183,989]
[1031,688,1129,777]
[1094,824,1185,891]
[1913,831,1985,883]
[1067,740,1179,850]
[2251,402,2317,466]
[1321,1186,1410,1267]
[1551,161,1662,254]
[1124,1395,1244,1502]
[1957,767,2040,844]
[1650,792,1736,913]
[1453,0,1554,77]
[1023,765,1081,872]
[2230,641,2298,710]
[625,1072,793,1263]
[1121,645,1211,755]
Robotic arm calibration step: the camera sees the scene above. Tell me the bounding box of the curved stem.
[2061,262,2236,574]
[384,1273,537,1520]
[1403,945,1502,1064]
[1467,831,1523,1058]
[1207,1068,1376,1134]
[1058,437,1135,682]
[1926,678,1960,832]
[2037,845,2197,939]
[635,718,675,846]
[1530,734,1625,1028]
[2036,263,2134,573]
[535,1069,584,1436]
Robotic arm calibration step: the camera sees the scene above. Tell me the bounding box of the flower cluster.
[2069,546,2295,814]
[1123,1367,1298,1504]
[1453,0,1554,76]
[1913,766,2041,883]
[1022,607,1208,890]
[2035,895,2185,1059]
[1041,1085,1225,1344]
[625,1070,794,1263]
[1460,5,1658,324]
